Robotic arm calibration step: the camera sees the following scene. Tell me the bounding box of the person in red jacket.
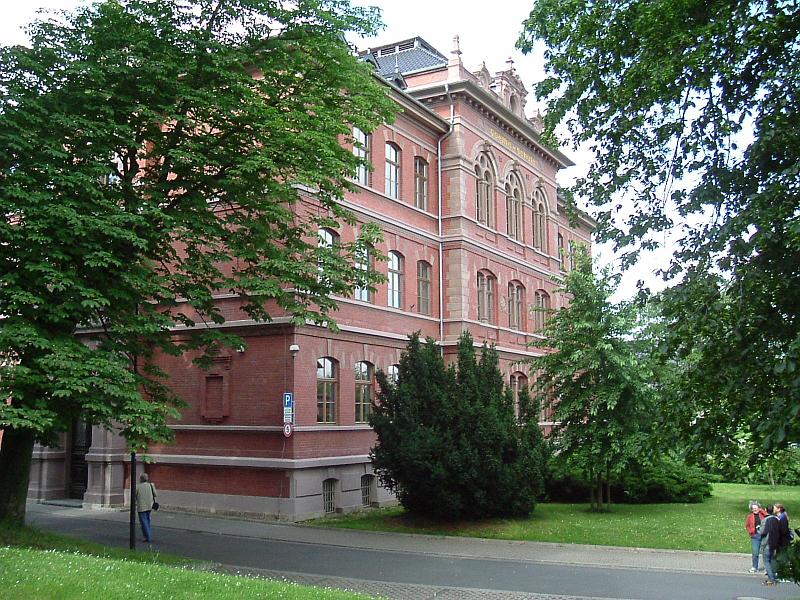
[746,500,768,573]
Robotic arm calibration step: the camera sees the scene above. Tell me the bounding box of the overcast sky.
[1,1,669,300]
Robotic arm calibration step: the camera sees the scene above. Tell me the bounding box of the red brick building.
[29,37,592,519]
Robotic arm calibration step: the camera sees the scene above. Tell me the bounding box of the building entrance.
[68,418,92,499]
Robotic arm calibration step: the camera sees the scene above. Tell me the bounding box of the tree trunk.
[0,427,36,524]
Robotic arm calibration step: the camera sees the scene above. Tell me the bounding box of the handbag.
[150,483,159,511]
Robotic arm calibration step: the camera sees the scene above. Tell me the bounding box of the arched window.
[510,372,528,418]
[387,251,404,309]
[508,281,525,330]
[505,174,523,241]
[317,228,339,287]
[533,290,551,331]
[414,157,428,210]
[475,153,494,227]
[353,127,370,186]
[318,228,339,248]
[316,357,338,423]
[354,246,372,302]
[385,142,401,199]
[477,271,496,324]
[533,188,547,251]
[416,260,432,316]
[354,361,373,423]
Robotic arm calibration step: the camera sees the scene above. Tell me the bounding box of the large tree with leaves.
[370,332,548,521]
[520,2,800,455]
[531,249,651,511]
[0,0,395,523]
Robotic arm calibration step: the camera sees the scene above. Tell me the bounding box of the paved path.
[25,502,799,600]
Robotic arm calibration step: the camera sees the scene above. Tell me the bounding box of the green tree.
[531,248,651,511]
[370,332,547,521]
[519,2,800,454]
[0,0,395,524]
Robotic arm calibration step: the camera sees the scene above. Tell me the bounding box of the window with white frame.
[316,357,337,423]
[385,142,401,199]
[416,260,432,316]
[477,271,496,324]
[354,361,373,423]
[354,246,371,302]
[353,127,370,186]
[387,251,404,309]
[387,363,400,383]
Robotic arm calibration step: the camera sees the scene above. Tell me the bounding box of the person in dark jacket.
[761,504,790,586]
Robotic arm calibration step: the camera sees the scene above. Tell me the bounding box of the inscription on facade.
[488,127,540,169]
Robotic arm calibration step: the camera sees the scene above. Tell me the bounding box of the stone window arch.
[505,172,524,241]
[477,270,497,324]
[533,188,549,252]
[475,153,495,228]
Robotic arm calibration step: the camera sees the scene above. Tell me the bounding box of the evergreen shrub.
[370,332,549,521]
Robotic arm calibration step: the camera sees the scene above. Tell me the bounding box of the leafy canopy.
[519,1,800,451]
[531,248,652,509]
[0,0,395,449]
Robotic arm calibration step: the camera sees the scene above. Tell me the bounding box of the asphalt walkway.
[26,501,784,600]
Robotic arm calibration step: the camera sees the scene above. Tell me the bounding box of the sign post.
[283,392,294,437]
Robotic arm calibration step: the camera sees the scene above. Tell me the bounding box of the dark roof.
[361,37,447,78]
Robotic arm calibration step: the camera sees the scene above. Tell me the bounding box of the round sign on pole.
[283,423,293,437]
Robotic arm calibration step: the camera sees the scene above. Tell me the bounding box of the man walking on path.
[135,473,156,543]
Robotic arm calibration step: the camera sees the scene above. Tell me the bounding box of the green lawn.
[311,482,800,554]
[0,521,372,599]
[0,546,373,600]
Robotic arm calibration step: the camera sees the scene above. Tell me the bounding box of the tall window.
[505,174,523,241]
[414,157,429,210]
[533,290,550,331]
[533,189,547,251]
[387,251,404,309]
[354,246,371,302]
[416,261,432,316]
[316,357,337,423]
[558,233,566,270]
[387,364,400,383]
[477,271,496,324]
[510,372,528,419]
[353,127,370,186]
[354,361,373,423]
[475,153,494,227]
[508,281,525,330]
[317,228,339,287]
[323,478,337,513]
[361,474,374,506]
[385,143,400,199]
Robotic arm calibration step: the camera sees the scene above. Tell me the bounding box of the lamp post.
[129,451,136,550]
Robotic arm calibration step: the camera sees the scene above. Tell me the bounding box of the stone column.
[82,426,128,508]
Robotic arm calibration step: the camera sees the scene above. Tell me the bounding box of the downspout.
[437,83,455,346]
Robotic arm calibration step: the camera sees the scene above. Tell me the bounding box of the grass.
[0,521,373,599]
[310,482,800,554]
[0,546,374,600]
